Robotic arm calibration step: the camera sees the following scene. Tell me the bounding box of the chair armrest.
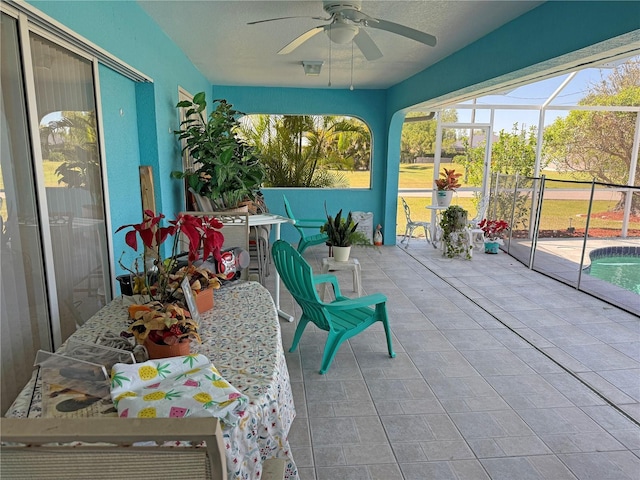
[294,219,326,228]
[312,274,343,298]
[325,293,387,311]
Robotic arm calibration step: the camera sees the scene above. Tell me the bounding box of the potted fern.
[322,208,371,262]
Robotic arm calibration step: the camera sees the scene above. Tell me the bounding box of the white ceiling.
[137,0,543,90]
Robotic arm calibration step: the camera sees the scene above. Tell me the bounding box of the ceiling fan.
[248,1,437,61]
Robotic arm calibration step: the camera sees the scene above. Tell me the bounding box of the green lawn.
[43,161,62,187]
[338,164,628,237]
[5,161,630,239]
[397,196,475,237]
[1,161,61,219]
[35,160,602,192]
[0,160,60,190]
[339,163,599,190]
[396,196,638,236]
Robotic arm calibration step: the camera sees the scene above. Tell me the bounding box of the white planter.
[332,246,351,262]
[436,190,453,207]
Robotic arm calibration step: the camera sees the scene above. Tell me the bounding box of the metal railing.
[489,173,639,316]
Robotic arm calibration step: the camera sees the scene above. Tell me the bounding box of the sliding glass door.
[0,11,51,415]
[0,11,111,414]
[30,32,110,340]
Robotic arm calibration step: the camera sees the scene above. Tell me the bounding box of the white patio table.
[247,214,294,322]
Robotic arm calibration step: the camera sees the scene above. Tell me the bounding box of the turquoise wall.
[388,1,640,111]
[28,0,211,272]
[382,0,640,236]
[26,0,640,260]
[213,86,388,244]
[97,66,141,270]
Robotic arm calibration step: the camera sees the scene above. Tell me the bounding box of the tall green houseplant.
[172,93,265,210]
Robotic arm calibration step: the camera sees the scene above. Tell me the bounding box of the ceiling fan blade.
[353,29,382,61]
[366,18,437,47]
[248,15,329,25]
[277,26,325,55]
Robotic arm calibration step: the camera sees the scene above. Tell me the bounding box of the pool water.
[586,255,640,294]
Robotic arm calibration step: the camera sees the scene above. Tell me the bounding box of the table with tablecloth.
[6,280,298,480]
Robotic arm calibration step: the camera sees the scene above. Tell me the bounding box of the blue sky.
[454,59,630,134]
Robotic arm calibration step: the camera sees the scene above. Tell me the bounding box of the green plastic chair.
[282,194,329,254]
[271,240,395,374]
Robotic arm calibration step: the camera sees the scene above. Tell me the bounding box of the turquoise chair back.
[282,195,328,254]
[271,239,331,332]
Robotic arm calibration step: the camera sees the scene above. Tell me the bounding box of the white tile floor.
[266,240,640,480]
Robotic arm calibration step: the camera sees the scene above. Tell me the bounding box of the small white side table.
[320,257,362,300]
[425,205,447,248]
[470,228,485,250]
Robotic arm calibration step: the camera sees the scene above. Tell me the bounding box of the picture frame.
[181,277,202,323]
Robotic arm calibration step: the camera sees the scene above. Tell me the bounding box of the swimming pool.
[584,247,640,294]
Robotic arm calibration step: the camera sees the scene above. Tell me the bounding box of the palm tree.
[241,114,370,187]
[46,112,102,206]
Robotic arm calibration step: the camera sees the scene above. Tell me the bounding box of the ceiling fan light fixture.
[326,23,358,44]
[302,60,324,76]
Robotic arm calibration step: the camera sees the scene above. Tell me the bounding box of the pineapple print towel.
[109,354,247,426]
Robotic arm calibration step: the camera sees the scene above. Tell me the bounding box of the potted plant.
[434,168,462,207]
[127,301,201,359]
[116,210,224,302]
[116,210,227,357]
[321,208,371,262]
[478,218,510,254]
[440,205,472,259]
[171,93,265,211]
[169,264,222,312]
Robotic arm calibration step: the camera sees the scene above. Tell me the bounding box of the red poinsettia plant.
[116,210,225,303]
[478,218,510,243]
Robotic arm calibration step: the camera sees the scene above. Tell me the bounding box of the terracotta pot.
[222,204,249,213]
[144,338,191,359]
[195,287,214,312]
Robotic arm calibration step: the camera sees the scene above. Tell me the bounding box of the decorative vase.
[436,190,453,207]
[332,246,351,262]
[484,241,500,254]
[144,338,191,359]
[195,287,214,313]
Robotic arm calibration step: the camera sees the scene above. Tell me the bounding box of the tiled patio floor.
[267,239,640,480]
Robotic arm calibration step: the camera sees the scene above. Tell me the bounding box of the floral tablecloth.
[6,281,298,480]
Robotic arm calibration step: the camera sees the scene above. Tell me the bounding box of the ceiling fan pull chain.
[350,40,354,91]
[328,26,332,87]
